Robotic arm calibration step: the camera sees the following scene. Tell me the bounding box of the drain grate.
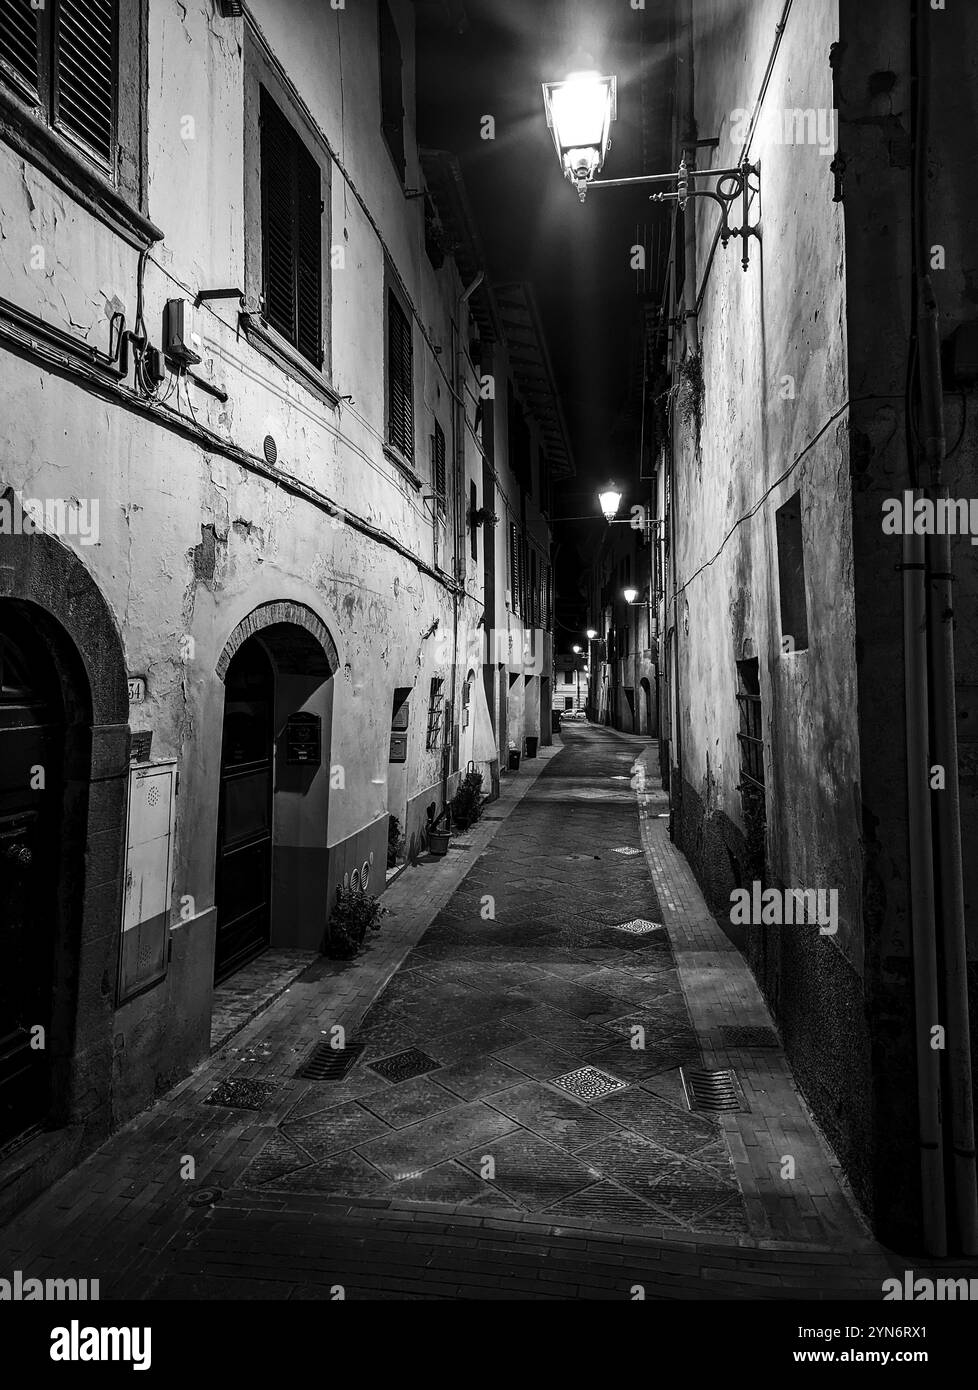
[296,1040,365,1081]
[718,1026,780,1050]
[367,1047,442,1084]
[205,1077,278,1111]
[614,919,665,935]
[612,846,642,856]
[680,1066,749,1113]
[550,1065,629,1101]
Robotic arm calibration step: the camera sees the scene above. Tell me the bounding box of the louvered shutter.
[433,422,446,510]
[509,522,520,616]
[260,88,323,368]
[0,0,40,93]
[53,0,118,164]
[388,291,414,459]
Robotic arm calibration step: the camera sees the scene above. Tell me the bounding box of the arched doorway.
[0,606,65,1149]
[214,605,338,976]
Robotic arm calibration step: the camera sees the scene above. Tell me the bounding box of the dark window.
[387,288,414,460]
[469,481,478,560]
[0,0,137,182]
[432,422,446,512]
[736,659,765,791]
[775,493,809,653]
[378,0,404,181]
[259,87,323,369]
[507,382,531,494]
[564,696,573,710]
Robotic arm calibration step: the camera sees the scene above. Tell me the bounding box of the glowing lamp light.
[598,484,622,522]
[542,71,617,202]
[623,587,639,605]
[586,628,597,640]
[572,645,582,654]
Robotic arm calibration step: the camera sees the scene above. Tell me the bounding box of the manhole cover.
[680,1066,749,1113]
[367,1048,441,1083]
[614,919,665,935]
[187,1187,224,1207]
[205,1077,278,1111]
[296,1040,365,1081]
[550,1065,629,1101]
[612,847,641,856]
[718,1026,779,1049]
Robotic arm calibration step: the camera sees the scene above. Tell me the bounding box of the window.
[387,287,414,461]
[432,421,446,513]
[735,659,765,791]
[775,493,809,653]
[507,382,531,494]
[470,481,478,561]
[242,27,333,395]
[426,677,445,751]
[378,0,404,181]
[509,522,521,615]
[260,87,323,369]
[0,0,147,221]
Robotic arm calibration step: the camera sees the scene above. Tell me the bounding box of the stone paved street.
[0,726,935,1298]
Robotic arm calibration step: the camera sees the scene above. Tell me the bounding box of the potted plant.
[324,884,388,960]
[450,769,484,831]
[426,804,451,856]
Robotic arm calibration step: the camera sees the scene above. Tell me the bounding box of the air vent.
[680,1066,749,1113]
[263,434,278,466]
[296,1040,364,1081]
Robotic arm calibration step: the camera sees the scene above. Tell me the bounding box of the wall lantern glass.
[623,587,639,605]
[598,484,622,521]
[542,72,617,203]
[586,628,597,640]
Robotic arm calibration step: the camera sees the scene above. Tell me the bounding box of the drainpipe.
[443,271,485,817]
[912,0,977,1255]
[919,279,978,1255]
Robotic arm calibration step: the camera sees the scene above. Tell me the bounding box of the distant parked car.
[560,708,587,722]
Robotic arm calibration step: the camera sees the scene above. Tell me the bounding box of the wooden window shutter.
[260,87,323,368]
[0,0,41,93]
[388,290,414,459]
[432,422,446,510]
[53,0,118,164]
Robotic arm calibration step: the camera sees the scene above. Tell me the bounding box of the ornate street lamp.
[542,72,617,202]
[542,71,761,269]
[598,484,623,522]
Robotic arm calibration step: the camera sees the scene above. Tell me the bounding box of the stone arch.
[216,600,339,681]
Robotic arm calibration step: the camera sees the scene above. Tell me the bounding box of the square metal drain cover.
[296,1040,365,1081]
[680,1066,749,1113]
[718,1026,780,1050]
[550,1065,629,1101]
[612,846,641,856]
[614,919,665,935]
[205,1077,278,1111]
[367,1048,441,1083]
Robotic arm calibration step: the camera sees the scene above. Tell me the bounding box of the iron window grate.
[296,1040,365,1081]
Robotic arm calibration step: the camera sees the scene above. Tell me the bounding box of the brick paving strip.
[0,728,928,1299]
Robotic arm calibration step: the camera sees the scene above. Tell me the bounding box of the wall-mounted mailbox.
[286,712,321,765]
[389,732,408,763]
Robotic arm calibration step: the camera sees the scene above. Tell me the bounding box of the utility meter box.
[118,760,177,1002]
[163,298,202,366]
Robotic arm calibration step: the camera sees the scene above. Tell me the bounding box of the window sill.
[0,89,161,250]
[383,443,421,489]
[239,312,339,410]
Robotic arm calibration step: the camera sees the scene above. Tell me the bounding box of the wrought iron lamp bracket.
[648,160,761,271]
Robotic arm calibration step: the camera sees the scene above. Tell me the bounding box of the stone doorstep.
[210,954,317,1055]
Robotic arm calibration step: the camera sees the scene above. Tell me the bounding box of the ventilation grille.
[296,1040,364,1081]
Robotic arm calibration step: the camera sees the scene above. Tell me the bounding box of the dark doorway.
[214,637,274,982]
[0,607,64,1151]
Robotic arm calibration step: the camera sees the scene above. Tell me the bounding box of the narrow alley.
[0,728,906,1299]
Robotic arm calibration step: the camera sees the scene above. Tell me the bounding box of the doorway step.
[210,950,316,1054]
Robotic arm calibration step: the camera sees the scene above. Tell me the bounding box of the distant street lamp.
[541,70,761,269]
[572,644,582,654]
[586,628,597,640]
[623,587,650,608]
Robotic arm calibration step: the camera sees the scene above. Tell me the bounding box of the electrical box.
[163,298,202,366]
[118,760,177,1002]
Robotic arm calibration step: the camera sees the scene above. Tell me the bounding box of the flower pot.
[508,749,521,772]
[428,830,450,856]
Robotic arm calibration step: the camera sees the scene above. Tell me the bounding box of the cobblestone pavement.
[0,724,928,1299]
